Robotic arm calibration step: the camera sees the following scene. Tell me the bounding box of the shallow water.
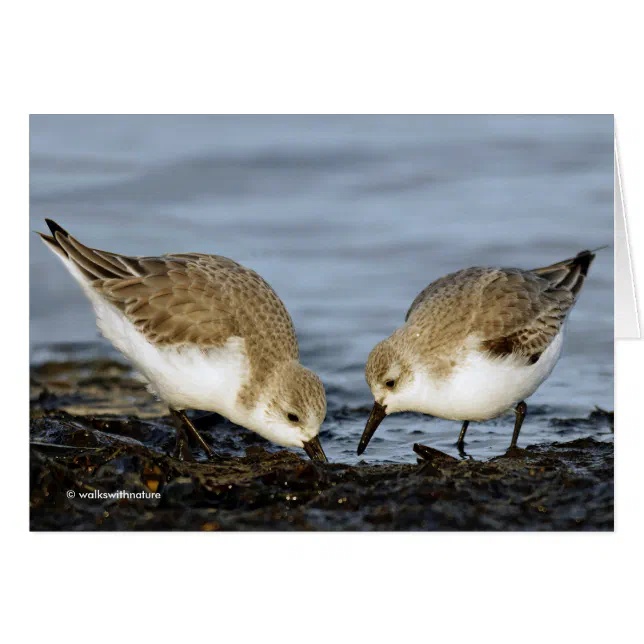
[29,115,614,464]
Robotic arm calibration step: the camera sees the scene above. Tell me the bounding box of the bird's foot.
[503,445,529,459]
[413,443,458,463]
[170,408,224,461]
[456,440,469,458]
[171,436,224,462]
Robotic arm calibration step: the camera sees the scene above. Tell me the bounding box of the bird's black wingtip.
[45,219,69,239]
[574,247,604,277]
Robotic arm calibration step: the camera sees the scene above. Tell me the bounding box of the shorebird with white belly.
[39,220,328,462]
[357,249,602,458]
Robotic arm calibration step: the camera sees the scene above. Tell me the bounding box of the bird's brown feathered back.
[402,249,598,368]
[39,219,300,399]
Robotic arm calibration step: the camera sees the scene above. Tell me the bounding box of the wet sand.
[30,356,613,531]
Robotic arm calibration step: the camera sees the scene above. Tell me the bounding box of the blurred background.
[29,115,614,463]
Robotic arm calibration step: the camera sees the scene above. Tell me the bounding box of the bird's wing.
[39,219,300,359]
[477,250,597,363]
[404,250,596,365]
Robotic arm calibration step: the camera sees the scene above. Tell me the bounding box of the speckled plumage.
[369,251,595,383]
[39,220,327,457]
[362,250,598,454]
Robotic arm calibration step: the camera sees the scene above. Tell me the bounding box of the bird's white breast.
[406,329,565,422]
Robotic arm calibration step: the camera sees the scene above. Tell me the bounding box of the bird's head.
[359,336,418,455]
[259,361,328,462]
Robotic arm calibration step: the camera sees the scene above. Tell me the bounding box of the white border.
[6,2,643,642]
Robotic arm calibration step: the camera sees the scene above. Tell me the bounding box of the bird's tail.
[37,219,71,260]
[532,246,606,298]
[37,219,131,282]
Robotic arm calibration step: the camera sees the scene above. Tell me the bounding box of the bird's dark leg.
[171,413,195,461]
[510,401,527,449]
[170,409,216,460]
[456,420,470,452]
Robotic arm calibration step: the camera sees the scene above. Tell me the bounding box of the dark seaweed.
[30,358,613,531]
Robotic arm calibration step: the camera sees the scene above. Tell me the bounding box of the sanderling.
[39,220,327,462]
[358,249,602,457]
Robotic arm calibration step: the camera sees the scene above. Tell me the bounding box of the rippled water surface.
[29,115,614,463]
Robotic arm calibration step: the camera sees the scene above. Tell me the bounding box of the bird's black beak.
[357,402,387,455]
[303,435,328,463]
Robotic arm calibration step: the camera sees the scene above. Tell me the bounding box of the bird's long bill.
[357,402,387,455]
[303,435,328,463]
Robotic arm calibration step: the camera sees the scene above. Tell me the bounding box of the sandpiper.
[39,220,327,462]
[358,249,601,457]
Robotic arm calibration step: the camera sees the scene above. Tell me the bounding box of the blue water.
[29,115,614,463]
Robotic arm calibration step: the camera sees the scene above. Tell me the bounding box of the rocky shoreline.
[30,357,614,531]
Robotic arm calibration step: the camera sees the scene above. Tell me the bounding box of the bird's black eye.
[385,380,395,389]
[287,413,299,423]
